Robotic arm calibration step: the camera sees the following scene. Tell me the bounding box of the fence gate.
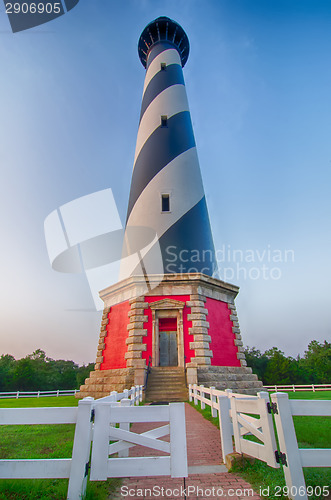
[90,401,187,480]
[230,391,279,468]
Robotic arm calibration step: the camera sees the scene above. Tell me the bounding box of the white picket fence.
[98,385,143,405]
[0,389,78,399]
[189,384,278,467]
[264,383,331,392]
[0,386,143,495]
[0,398,94,499]
[0,385,188,500]
[271,393,331,500]
[189,384,331,500]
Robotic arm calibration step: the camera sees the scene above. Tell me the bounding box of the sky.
[0,0,330,365]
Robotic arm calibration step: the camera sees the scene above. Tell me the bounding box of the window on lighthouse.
[161,115,168,127]
[161,62,167,70]
[161,194,170,212]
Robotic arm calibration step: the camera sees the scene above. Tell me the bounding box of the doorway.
[159,317,178,366]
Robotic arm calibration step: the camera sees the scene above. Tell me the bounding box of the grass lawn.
[0,396,121,499]
[0,395,79,408]
[190,391,331,499]
[286,391,331,400]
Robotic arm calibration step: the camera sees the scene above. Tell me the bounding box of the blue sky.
[0,0,330,364]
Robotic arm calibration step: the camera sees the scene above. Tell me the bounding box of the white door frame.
[149,299,185,367]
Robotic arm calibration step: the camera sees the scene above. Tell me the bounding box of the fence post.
[271,392,307,500]
[118,399,131,458]
[169,403,188,478]
[200,385,205,409]
[225,389,233,437]
[257,391,279,468]
[193,384,198,405]
[139,385,143,403]
[90,401,111,481]
[130,386,135,406]
[57,390,59,397]
[110,391,117,402]
[67,397,94,500]
[312,384,315,393]
[218,395,233,462]
[37,391,40,398]
[210,386,217,417]
[16,391,19,399]
[188,384,192,402]
[229,397,241,454]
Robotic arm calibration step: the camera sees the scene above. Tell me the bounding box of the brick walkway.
[112,403,261,500]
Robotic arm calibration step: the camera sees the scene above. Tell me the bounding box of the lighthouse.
[79,17,262,399]
[125,16,217,277]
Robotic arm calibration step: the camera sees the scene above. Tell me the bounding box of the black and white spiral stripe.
[125,42,217,276]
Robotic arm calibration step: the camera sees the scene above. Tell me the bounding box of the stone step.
[148,381,186,387]
[196,365,263,395]
[146,386,187,393]
[147,382,186,389]
[146,367,187,402]
[202,381,263,392]
[147,385,187,392]
[198,366,253,375]
[149,368,184,372]
[148,369,184,374]
[198,373,259,383]
[146,397,186,402]
[145,394,188,401]
[202,378,262,385]
[147,383,186,389]
[147,373,185,382]
[149,368,185,373]
[147,379,186,385]
[150,367,184,371]
[146,390,187,395]
[150,366,184,369]
[148,374,186,380]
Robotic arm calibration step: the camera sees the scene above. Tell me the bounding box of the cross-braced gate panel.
[230,392,279,468]
[90,401,187,479]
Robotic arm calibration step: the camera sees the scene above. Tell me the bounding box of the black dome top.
[138,17,189,68]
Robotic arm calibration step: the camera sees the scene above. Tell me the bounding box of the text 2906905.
[6,2,61,14]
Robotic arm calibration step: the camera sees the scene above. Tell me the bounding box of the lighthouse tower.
[79,17,262,399]
[125,17,217,277]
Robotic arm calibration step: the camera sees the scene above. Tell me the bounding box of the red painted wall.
[99,295,239,370]
[143,295,194,364]
[206,297,240,367]
[100,301,130,370]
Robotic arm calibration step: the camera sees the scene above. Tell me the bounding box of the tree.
[0,354,15,391]
[49,359,78,389]
[244,340,331,385]
[243,347,268,381]
[76,363,95,387]
[300,340,331,383]
[2,350,93,391]
[11,357,39,391]
[262,347,293,385]
[27,349,47,361]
